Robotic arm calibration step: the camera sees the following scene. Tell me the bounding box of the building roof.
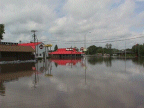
[49,48,84,55]
[18,42,42,49]
[0,45,35,52]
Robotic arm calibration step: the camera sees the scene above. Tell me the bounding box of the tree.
[132,44,144,57]
[132,44,139,56]
[96,47,103,53]
[105,43,112,55]
[54,44,58,51]
[0,24,5,42]
[86,45,98,55]
[105,43,112,49]
[109,44,112,49]
[105,43,109,49]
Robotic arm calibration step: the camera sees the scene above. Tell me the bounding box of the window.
[39,54,42,56]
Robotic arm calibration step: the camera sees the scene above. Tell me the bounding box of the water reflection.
[44,60,53,77]
[87,57,112,67]
[0,81,5,96]
[87,57,103,65]
[132,57,144,66]
[51,58,82,67]
[1,58,144,107]
[87,57,144,67]
[0,63,35,96]
[51,58,87,84]
[33,71,39,88]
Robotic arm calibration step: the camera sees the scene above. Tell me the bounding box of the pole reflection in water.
[33,62,39,88]
[84,57,87,84]
[125,58,126,73]
[44,59,53,77]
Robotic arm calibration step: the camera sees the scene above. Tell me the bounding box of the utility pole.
[125,39,126,60]
[31,30,37,59]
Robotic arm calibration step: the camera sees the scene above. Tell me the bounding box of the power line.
[64,35,144,44]
[33,34,144,45]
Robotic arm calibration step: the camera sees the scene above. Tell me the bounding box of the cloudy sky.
[0,0,144,49]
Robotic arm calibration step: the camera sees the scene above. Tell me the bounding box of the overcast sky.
[0,0,144,49]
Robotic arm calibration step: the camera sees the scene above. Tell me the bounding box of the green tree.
[132,44,144,57]
[0,24,5,41]
[105,43,109,49]
[109,44,112,49]
[54,44,58,51]
[105,43,112,56]
[86,45,98,55]
[96,47,103,53]
[132,44,139,56]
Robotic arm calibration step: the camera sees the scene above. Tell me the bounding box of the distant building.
[49,48,84,59]
[18,42,45,58]
[103,53,110,57]
[80,47,84,52]
[97,53,102,56]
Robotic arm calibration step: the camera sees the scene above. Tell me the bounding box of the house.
[49,48,84,59]
[18,42,45,58]
[0,42,35,61]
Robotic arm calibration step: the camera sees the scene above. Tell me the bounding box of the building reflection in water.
[0,63,35,96]
[51,58,87,83]
[51,58,82,67]
[34,59,53,81]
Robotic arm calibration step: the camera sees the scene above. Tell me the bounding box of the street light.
[84,32,91,51]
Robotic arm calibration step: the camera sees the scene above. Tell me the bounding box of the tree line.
[85,43,144,57]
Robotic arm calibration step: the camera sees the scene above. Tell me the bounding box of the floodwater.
[0,57,144,108]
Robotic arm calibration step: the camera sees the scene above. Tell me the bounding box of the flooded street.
[0,57,144,108]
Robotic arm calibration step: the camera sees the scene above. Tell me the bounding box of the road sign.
[39,44,44,49]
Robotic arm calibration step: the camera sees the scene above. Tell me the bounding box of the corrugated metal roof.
[18,42,42,49]
[49,48,84,55]
[0,45,35,52]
